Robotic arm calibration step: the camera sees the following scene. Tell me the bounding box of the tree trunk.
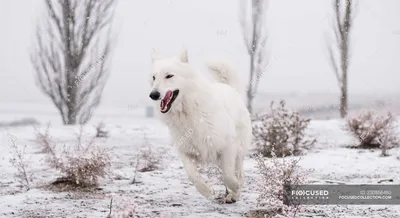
[340,40,348,118]
[340,81,347,118]
[247,54,254,115]
[66,111,77,125]
[339,0,351,118]
[64,59,78,125]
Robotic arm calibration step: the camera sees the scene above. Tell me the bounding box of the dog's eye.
[165,74,174,79]
[152,76,155,80]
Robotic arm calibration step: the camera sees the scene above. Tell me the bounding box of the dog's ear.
[151,48,159,62]
[179,46,188,63]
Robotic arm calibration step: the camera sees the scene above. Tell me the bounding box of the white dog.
[148,47,252,203]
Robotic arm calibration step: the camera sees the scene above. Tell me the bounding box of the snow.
[1,110,400,217]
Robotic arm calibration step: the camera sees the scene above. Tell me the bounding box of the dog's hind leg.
[220,147,240,203]
[223,151,244,203]
[234,152,244,200]
[179,153,214,200]
[231,123,251,201]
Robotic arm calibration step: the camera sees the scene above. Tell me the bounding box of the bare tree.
[240,0,269,115]
[326,0,356,118]
[31,0,117,124]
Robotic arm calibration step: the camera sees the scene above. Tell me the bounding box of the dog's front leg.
[179,153,214,200]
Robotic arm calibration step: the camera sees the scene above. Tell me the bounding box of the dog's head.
[148,47,193,114]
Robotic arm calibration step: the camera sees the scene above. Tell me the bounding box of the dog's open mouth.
[160,90,179,113]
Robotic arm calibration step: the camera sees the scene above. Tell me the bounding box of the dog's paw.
[197,184,215,201]
[224,193,237,204]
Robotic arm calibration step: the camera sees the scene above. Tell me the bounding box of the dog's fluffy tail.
[206,60,244,97]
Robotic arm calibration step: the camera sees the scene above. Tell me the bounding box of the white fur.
[148,47,252,203]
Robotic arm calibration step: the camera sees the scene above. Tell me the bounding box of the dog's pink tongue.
[161,91,173,111]
[164,90,172,100]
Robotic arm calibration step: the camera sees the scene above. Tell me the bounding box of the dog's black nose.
[149,90,161,100]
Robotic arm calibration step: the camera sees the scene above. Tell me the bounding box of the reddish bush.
[253,100,316,157]
[346,111,399,153]
[36,126,111,187]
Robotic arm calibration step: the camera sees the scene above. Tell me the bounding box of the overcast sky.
[0,0,399,108]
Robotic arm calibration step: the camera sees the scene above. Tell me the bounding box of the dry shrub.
[255,150,310,218]
[7,133,33,191]
[33,123,53,153]
[253,100,316,157]
[346,111,399,153]
[136,132,162,172]
[380,133,394,157]
[137,147,161,172]
[106,196,164,218]
[107,198,136,218]
[36,125,111,187]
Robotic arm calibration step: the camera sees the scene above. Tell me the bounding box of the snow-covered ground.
[0,110,400,217]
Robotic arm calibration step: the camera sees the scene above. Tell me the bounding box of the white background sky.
[0,0,399,108]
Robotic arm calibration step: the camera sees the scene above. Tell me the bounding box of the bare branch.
[328,45,342,86]
[240,0,252,54]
